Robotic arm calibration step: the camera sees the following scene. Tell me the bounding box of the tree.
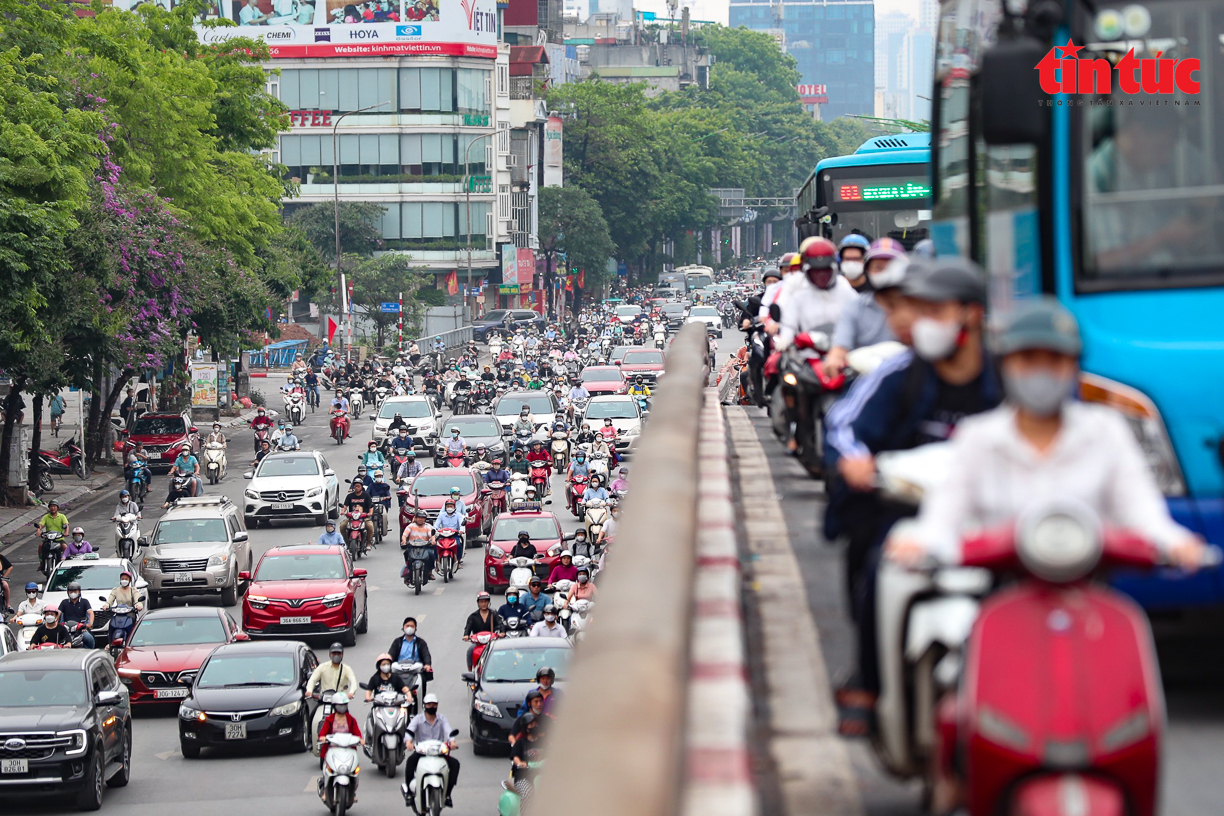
[346,254,432,349]
[288,202,387,262]
[537,187,614,318]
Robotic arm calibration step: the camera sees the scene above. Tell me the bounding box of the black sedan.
[461,638,571,754]
[178,640,318,757]
[435,415,508,466]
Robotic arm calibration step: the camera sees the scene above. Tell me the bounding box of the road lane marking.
[1,541,21,556]
[155,749,178,760]
[305,775,319,793]
[433,586,446,595]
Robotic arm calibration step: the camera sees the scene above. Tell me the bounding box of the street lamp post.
[332,100,391,359]
[464,132,495,316]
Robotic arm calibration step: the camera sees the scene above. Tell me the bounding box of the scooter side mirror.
[449,729,460,738]
[769,303,782,323]
[460,672,475,683]
[359,682,369,690]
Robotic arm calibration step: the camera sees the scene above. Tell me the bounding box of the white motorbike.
[363,688,410,778]
[587,452,610,481]
[285,392,306,425]
[319,732,362,816]
[584,498,611,541]
[14,612,42,650]
[202,441,227,485]
[654,327,667,349]
[548,579,574,610]
[348,389,364,419]
[508,473,530,507]
[113,512,142,560]
[403,729,460,816]
[504,556,538,595]
[563,598,594,641]
[550,431,570,470]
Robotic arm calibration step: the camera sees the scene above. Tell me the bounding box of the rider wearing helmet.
[316,691,363,762]
[57,580,94,648]
[824,237,909,375]
[463,591,503,668]
[837,233,873,291]
[403,693,460,807]
[530,603,567,638]
[103,570,142,611]
[776,236,857,357]
[526,666,560,714]
[64,527,93,558]
[29,607,73,647]
[112,489,141,521]
[365,653,411,701]
[16,581,46,616]
[567,565,597,604]
[546,551,577,585]
[497,587,527,622]
[307,643,360,754]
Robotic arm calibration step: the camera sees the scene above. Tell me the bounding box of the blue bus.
[796,133,932,249]
[930,0,1224,609]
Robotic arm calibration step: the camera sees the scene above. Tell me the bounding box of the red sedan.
[483,509,565,593]
[240,544,368,645]
[406,467,488,539]
[116,411,197,471]
[116,606,248,705]
[580,366,627,395]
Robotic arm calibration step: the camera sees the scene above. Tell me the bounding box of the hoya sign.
[1036,39,1200,95]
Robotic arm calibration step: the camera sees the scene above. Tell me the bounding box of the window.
[497,64,510,97]
[283,133,486,184]
[497,121,510,155]
[498,185,510,219]
[265,74,279,100]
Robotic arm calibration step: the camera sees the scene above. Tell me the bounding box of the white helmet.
[423,693,439,705]
[332,692,350,705]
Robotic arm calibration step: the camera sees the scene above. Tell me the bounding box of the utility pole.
[464,133,495,319]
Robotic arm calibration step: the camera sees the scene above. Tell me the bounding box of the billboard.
[151,0,497,58]
[190,363,219,408]
[500,247,535,288]
[543,115,563,188]
[797,83,828,104]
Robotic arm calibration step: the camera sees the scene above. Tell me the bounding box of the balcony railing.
[509,76,537,100]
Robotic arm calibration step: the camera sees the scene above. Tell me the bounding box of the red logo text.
[1035,39,1200,95]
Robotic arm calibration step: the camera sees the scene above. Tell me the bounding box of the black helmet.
[536,666,556,680]
[329,642,345,655]
[517,530,530,540]
[525,689,544,703]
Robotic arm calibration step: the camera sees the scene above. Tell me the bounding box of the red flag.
[327,317,338,344]
[577,269,586,289]
[565,276,573,292]
[445,270,459,296]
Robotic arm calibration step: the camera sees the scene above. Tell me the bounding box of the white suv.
[686,305,722,338]
[372,395,440,450]
[242,451,340,527]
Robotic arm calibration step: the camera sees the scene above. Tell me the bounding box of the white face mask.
[840,260,865,280]
[544,614,557,622]
[911,317,963,362]
[44,615,56,625]
[69,592,80,600]
[120,579,130,588]
[27,592,37,600]
[379,663,391,674]
[403,626,415,637]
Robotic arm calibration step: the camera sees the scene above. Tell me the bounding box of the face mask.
[335,705,348,714]
[69,592,80,600]
[403,626,415,636]
[507,596,518,604]
[1003,370,1075,417]
[425,706,438,715]
[330,654,342,664]
[120,579,130,588]
[578,575,589,584]
[911,317,963,362]
[545,614,557,622]
[44,615,56,625]
[379,663,391,673]
[73,536,83,543]
[840,260,865,280]
[27,592,37,600]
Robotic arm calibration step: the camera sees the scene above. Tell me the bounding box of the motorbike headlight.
[322,592,348,608]
[473,698,503,719]
[306,487,323,497]
[244,489,260,500]
[488,545,505,558]
[332,754,356,773]
[1016,502,1102,584]
[1078,373,1185,496]
[142,557,159,571]
[270,700,301,718]
[207,554,229,567]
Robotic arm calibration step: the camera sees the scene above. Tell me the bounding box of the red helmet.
[799,237,838,289]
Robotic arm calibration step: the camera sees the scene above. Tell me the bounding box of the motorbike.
[424,384,443,411]
[123,459,150,503]
[330,410,350,445]
[569,397,589,422]
[319,732,362,816]
[106,604,137,658]
[403,538,434,596]
[343,508,368,559]
[529,463,550,497]
[253,425,272,453]
[654,328,667,349]
[547,579,574,610]
[508,473,529,508]
[561,597,594,641]
[285,392,306,425]
[167,473,193,503]
[550,432,570,470]
[374,385,390,408]
[202,441,227,485]
[405,730,461,816]
[512,428,535,455]
[113,513,141,560]
[40,530,65,575]
[452,390,471,416]
[348,389,364,419]
[504,555,539,596]
[14,612,42,649]
[440,448,466,469]
[501,615,531,638]
[469,630,499,666]
[775,341,844,478]
[484,479,508,517]
[38,437,88,480]
[566,474,589,517]
[587,451,610,482]
[584,498,610,542]
[393,660,426,718]
[498,761,544,816]
[435,528,460,583]
[362,687,410,778]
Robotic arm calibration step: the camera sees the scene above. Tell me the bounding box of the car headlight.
[1016,501,1103,584]
[56,729,88,756]
[270,700,301,718]
[179,704,204,721]
[1078,373,1185,496]
[472,698,502,718]
[322,592,347,608]
[207,554,229,567]
[245,489,260,500]
[117,668,141,679]
[626,426,640,436]
[142,557,159,571]
[487,545,505,558]
[547,544,561,557]
[306,486,323,497]
[247,594,269,609]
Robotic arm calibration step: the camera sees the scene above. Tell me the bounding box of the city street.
[3,395,583,815]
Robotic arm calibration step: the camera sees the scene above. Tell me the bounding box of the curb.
[0,472,122,540]
[681,389,758,816]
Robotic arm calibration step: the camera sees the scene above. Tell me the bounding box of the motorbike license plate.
[2,758,28,774]
[224,722,247,740]
[280,616,311,625]
[173,573,193,583]
[155,687,189,699]
[272,502,294,510]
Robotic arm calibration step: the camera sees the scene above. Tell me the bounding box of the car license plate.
[173,573,193,583]
[280,616,311,625]
[2,758,28,774]
[154,687,189,699]
[224,722,246,740]
[272,502,294,510]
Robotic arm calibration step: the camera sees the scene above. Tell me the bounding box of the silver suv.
[140,496,252,608]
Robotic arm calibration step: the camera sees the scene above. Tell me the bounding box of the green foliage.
[346,253,432,346]
[414,287,446,307]
[538,186,614,281]
[288,201,388,261]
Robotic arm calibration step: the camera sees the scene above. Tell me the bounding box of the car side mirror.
[460,672,475,683]
[324,469,335,477]
[189,427,198,434]
[96,690,121,706]
[233,631,250,642]
[243,471,254,480]
[353,568,368,578]
[234,531,248,543]
[137,537,148,549]
[238,571,251,581]
[980,37,1049,145]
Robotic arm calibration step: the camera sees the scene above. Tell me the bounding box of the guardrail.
[535,323,710,816]
[408,326,472,353]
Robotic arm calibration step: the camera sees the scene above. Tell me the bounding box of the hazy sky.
[648,0,925,28]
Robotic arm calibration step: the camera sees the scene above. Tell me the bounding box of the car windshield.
[609,347,635,363]
[484,311,507,322]
[443,418,501,437]
[48,564,125,592]
[690,306,718,317]
[584,401,638,420]
[624,350,664,365]
[495,396,554,417]
[154,519,229,546]
[256,456,320,477]
[582,369,621,383]
[198,654,296,688]
[661,304,686,315]
[492,517,560,541]
[0,669,88,707]
[380,400,433,419]
[254,553,347,581]
[412,474,477,496]
[483,646,571,682]
[616,306,640,317]
[129,417,182,436]
[130,616,227,646]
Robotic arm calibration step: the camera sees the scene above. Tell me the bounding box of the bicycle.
[307,385,320,412]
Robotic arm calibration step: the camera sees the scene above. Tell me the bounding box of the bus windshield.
[1081,0,1224,286]
[819,164,931,248]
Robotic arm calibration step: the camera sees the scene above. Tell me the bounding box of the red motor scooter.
[484,480,507,518]
[435,528,460,583]
[529,462,551,497]
[343,508,368,559]
[37,437,88,480]
[567,474,589,518]
[468,630,499,667]
[932,503,1212,816]
[329,409,350,445]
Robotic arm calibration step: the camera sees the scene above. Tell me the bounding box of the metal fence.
[244,339,308,368]
[408,326,472,352]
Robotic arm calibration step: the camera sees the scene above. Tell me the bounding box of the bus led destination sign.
[836,180,931,202]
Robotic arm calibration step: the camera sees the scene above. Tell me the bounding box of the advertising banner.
[514,248,535,287]
[190,363,219,408]
[161,0,497,58]
[543,115,563,188]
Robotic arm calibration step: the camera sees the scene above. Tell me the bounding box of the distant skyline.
[644,0,926,29]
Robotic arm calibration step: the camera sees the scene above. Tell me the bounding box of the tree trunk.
[86,368,131,468]
[0,380,25,505]
[28,395,43,493]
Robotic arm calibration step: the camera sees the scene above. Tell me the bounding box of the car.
[115,607,248,705]
[42,554,148,644]
[660,302,688,328]
[473,309,545,342]
[0,624,16,656]
[618,348,666,383]
[372,394,440,449]
[116,411,196,471]
[608,345,639,367]
[492,391,561,434]
[240,544,368,645]
[406,468,487,538]
[0,649,132,808]
[242,450,341,527]
[686,305,723,338]
[483,508,565,593]
[580,395,644,453]
[177,640,316,758]
[435,415,508,467]
[579,366,627,395]
[614,304,642,324]
[141,495,253,608]
[461,637,572,753]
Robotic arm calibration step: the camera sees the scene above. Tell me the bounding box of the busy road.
[1,371,596,815]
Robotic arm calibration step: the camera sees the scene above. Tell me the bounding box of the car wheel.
[355,597,368,634]
[220,574,239,607]
[471,738,493,757]
[107,725,131,788]
[293,711,311,753]
[75,740,105,810]
[147,592,160,610]
[179,739,201,759]
[341,621,357,647]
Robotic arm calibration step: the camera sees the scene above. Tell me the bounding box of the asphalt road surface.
[3,394,586,815]
[742,406,1224,816]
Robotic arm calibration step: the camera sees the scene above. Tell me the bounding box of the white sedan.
[242,450,341,527]
[579,395,645,454]
[40,554,149,644]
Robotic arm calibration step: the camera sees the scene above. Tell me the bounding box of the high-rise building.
[874,8,933,122]
[728,0,875,121]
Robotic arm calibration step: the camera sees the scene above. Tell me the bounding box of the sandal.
[835,683,877,738]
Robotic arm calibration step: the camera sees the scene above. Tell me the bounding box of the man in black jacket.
[462,591,503,668]
[387,615,433,698]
